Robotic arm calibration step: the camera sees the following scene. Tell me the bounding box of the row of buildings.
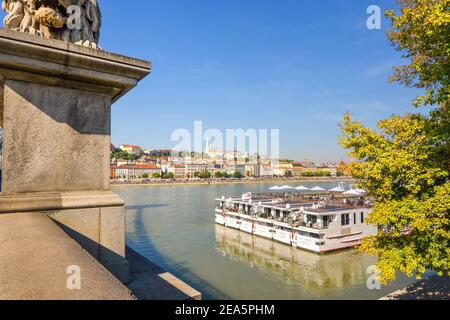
[110,144,348,180]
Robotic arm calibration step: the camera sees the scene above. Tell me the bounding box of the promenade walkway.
[0,212,133,300]
[381,275,450,300]
[0,212,201,300]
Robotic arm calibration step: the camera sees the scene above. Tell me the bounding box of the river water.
[113,181,417,300]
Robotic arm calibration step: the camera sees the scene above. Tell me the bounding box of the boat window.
[341,214,350,226]
[297,230,308,237]
[323,216,331,227]
[361,212,365,223]
[307,215,318,224]
[354,213,357,225]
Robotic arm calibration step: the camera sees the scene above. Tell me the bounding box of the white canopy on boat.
[279,185,294,190]
[295,185,309,190]
[310,186,326,191]
[329,186,345,192]
[343,189,362,196]
[355,189,367,194]
[269,186,281,190]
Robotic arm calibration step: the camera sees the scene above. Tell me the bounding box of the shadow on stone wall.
[6,80,111,136]
[51,215,199,300]
[51,217,128,281]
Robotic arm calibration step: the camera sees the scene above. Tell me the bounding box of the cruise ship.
[215,188,377,253]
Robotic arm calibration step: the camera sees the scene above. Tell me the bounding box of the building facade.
[111,164,161,180]
[119,144,143,155]
[185,164,209,177]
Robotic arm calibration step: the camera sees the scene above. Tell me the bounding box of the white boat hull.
[240,220,253,234]
[254,224,273,240]
[273,229,293,246]
[215,209,376,254]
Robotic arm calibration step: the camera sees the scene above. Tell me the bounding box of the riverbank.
[111,177,355,188]
[381,274,450,300]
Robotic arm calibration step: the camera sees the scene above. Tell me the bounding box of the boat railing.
[250,193,372,209]
[219,208,330,230]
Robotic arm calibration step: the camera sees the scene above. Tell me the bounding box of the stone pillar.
[0,29,151,283]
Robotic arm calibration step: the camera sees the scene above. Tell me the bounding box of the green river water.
[113,181,419,300]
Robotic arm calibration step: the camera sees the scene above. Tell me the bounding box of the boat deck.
[217,192,373,213]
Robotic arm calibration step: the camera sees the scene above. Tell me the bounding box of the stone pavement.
[0,212,202,300]
[0,212,134,300]
[126,247,201,300]
[381,274,450,300]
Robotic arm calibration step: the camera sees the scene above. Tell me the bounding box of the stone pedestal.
[0,29,151,283]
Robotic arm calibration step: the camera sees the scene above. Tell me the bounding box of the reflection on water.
[215,225,376,293]
[115,182,418,300]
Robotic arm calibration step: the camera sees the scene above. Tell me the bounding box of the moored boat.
[215,190,377,253]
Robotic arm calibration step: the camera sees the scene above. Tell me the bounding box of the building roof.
[291,162,305,167]
[120,144,142,149]
[112,164,160,170]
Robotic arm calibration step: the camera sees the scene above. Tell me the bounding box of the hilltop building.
[120,144,143,155]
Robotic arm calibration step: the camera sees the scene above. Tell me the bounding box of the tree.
[386,0,450,109]
[141,173,149,179]
[152,172,161,179]
[127,153,139,161]
[166,172,175,179]
[340,0,450,284]
[301,171,314,177]
[232,171,243,179]
[197,171,211,179]
[214,172,223,179]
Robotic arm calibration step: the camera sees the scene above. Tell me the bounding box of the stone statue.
[2,0,101,48]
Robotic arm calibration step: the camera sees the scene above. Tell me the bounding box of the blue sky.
[2,0,420,162]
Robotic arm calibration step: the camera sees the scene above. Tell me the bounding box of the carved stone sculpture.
[2,0,101,48]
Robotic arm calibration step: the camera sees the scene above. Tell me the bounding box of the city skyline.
[111,141,342,164]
